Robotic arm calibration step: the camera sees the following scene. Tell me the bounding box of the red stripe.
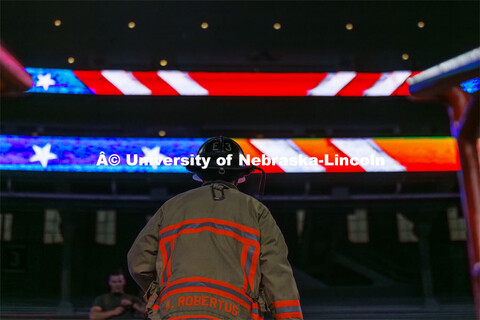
[188,72,329,96]
[73,70,123,95]
[275,312,303,319]
[160,226,260,247]
[251,307,264,320]
[159,238,168,286]
[237,139,284,173]
[70,70,415,97]
[392,71,421,96]
[293,139,364,173]
[131,71,180,95]
[160,218,260,237]
[324,139,365,172]
[337,73,382,96]
[166,240,174,280]
[165,277,252,299]
[247,246,260,291]
[373,137,460,172]
[240,245,249,291]
[273,300,301,308]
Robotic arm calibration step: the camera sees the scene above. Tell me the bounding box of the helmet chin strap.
[257,167,266,197]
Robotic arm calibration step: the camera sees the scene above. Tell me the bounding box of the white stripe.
[363,71,412,96]
[250,139,325,172]
[100,70,152,95]
[157,71,208,95]
[307,72,356,96]
[330,138,406,172]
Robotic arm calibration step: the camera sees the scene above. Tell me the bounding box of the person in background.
[90,269,146,319]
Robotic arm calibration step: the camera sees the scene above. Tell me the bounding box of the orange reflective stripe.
[273,300,303,319]
[159,286,250,310]
[160,226,260,247]
[165,277,250,299]
[166,239,174,280]
[251,313,264,320]
[240,244,249,291]
[159,240,168,286]
[273,300,301,308]
[275,312,303,319]
[247,246,260,291]
[159,218,260,237]
[250,302,264,320]
[154,219,264,317]
[169,316,222,320]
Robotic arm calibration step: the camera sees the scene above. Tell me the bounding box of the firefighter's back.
[153,181,265,320]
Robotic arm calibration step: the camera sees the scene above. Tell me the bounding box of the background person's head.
[108,269,126,293]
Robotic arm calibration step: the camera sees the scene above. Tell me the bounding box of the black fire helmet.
[185,136,266,195]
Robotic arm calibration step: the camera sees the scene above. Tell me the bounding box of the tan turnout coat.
[128,181,303,320]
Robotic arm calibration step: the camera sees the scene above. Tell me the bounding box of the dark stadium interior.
[1,1,479,319]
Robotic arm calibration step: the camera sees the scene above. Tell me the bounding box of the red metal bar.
[0,42,32,93]
[444,89,480,318]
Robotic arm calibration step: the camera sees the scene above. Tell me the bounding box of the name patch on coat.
[165,295,239,317]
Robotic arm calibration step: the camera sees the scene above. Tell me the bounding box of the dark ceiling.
[1,1,479,72]
[0,1,476,138]
[0,1,467,207]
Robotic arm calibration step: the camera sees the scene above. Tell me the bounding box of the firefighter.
[128,136,302,320]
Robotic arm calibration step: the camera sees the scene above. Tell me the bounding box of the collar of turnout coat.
[202,180,238,190]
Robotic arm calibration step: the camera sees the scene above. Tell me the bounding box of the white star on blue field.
[29,143,58,168]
